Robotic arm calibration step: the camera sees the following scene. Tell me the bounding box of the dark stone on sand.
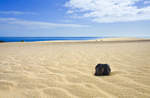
[95,64,111,76]
[0,40,5,43]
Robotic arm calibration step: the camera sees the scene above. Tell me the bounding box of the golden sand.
[0,38,150,98]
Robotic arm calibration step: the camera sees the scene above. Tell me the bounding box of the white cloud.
[65,0,150,23]
[0,11,37,15]
[0,18,89,28]
[144,0,150,4]
[66,10,74,14]
[0,18,17,21]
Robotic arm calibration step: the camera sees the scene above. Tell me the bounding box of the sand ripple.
[0,41,150,98]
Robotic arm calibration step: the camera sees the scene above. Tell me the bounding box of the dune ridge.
[0,38,150,98]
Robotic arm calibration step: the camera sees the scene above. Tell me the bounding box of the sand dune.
[0,38,150,98]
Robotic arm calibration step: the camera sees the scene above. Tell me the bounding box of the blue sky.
[0,0,150,37]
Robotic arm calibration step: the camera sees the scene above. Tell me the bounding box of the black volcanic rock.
[0,40,5,43]
[95,64,111,76]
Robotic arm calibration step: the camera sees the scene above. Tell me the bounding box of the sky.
[0,0,150,37]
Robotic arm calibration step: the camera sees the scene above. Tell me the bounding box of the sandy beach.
[0,38,150,98]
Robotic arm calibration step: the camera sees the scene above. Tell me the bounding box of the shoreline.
[1,37,150,44]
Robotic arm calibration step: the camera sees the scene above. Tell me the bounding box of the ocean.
[0,37,102,42]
